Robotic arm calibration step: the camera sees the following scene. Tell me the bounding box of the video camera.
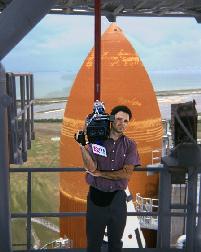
[76,100,114,145]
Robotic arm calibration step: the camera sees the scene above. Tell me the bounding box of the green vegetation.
[34,97,67,105]
[34,118,62,123]
[10,122,61,249]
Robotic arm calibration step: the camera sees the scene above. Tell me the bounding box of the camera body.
[86,100,114,144]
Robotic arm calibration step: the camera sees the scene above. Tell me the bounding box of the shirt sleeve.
[99,165,134,180]
[124,140,141,166]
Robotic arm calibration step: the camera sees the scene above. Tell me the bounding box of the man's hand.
[86,169,101,177]
[74,130,86,146]
[79,144,97,173]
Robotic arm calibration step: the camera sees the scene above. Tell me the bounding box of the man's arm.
[93,164,134,180]
[93,140,140,180]
[80,145,97,172]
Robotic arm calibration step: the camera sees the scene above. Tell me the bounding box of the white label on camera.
[92,144,107,157]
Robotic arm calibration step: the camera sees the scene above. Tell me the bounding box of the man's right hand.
[74,130,87,146]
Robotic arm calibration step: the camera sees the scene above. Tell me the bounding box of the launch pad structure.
[1,0,201,252]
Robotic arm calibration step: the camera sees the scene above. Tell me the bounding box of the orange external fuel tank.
[60,23,163,248]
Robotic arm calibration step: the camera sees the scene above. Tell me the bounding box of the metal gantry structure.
[0,66,35,252]
[1,0,201,22]
[1,70,201,252]
[7,158,201,252]
[6,72,35,164]
[1,0,201,252]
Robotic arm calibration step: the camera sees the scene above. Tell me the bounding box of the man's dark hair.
[110,105,132,120]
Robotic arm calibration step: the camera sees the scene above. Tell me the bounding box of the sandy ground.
[34,122,62,136]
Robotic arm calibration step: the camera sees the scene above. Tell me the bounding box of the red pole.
[94,0,101,101]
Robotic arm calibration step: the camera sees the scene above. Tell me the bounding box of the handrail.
[9,165,166,173]
[10,165,201,251]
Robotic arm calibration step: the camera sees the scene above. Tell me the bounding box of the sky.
[2,14,201,98]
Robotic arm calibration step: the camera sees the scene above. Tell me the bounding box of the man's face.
[111,111,130,134]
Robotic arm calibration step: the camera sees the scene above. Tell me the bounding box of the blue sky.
[2,14,201,98]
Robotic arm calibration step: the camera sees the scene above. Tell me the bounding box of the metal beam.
[186,0,201,23]
[94,0,101,101]
[0,62,12,252]
[186,166,198,251]
[0,0,58,60]
[13,248,185,252]
[195,174,201,251]
[157,167,172,248]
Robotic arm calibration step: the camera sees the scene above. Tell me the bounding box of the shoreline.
[156,88,201,97]
[33,88,201,120]
[34,87,201,102]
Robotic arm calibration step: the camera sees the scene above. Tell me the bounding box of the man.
[75,105,140,252]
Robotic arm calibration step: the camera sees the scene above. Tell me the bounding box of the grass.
[10,122,61,249]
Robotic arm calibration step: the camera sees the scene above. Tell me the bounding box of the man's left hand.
[86,170,101,177]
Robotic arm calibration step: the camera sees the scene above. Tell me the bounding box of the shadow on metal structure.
[0,62,12,252]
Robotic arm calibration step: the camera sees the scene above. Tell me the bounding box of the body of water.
[34,90,201,120]
[149,70,201,92]
[32,70,201,99]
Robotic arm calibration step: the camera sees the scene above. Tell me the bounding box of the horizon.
[31,87,201,101]
[2,15,201,98]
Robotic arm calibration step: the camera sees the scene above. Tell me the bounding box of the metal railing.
[9,164,201,252]
[151,149,162,165]
[0,69,36,252]
[6,72,35,164]
[135,193,158,230]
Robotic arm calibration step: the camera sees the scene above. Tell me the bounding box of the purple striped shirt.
[86,135,140,192]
